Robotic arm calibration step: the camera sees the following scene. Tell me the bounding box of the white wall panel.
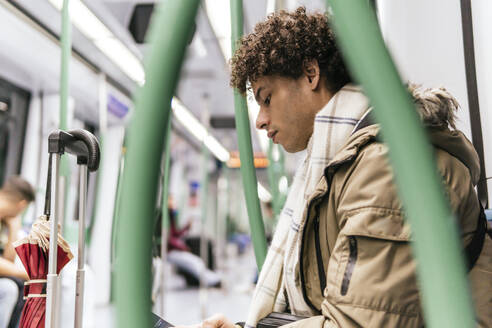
[378,0,472,139]
[87,125,125,305]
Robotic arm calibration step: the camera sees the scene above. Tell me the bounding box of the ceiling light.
[46,0,145,84]
[94,37,145,85]
[172,98,208,142]
[204,135,230,162]
[257,182,272,203]
[172,98,230,162]
[204,0,232,62]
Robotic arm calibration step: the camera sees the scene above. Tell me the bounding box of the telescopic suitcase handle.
[48,129,101,171]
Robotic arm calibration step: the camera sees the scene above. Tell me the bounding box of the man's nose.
[256,108,269,130]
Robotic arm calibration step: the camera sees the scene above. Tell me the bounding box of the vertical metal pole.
[326,0,474,326]
[59,0,70,132]
[460,0,488,207]
[159,116,172,317]
[199,142,210,319]
[216,174,228,272]
[74,165,87,328]
[59,0,71,192]
[116,2,200,327]
[46,154,61,328]
[230,0,268,271]
[55,4,71,326]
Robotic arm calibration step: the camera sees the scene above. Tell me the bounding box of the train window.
[0,77,31,185]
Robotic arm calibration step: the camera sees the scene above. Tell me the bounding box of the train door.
[0,77,30,185]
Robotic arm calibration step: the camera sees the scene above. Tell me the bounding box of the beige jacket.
[286,124,492,327]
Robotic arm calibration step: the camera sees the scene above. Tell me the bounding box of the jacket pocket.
[325,207,421,318]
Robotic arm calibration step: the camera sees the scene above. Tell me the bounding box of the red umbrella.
[13,215,73,328]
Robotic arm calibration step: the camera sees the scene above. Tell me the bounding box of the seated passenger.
[0,176,34,328]
[155,206,221,288]
[176,7,492,328]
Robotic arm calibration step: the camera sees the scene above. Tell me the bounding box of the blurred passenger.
[177,7,492,328]
[0,176,34,328]
[155,207,221,288]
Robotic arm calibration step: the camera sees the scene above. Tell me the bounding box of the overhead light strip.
[172,98,230,162]
[47,0,145,84]
[257,182,272,203]
[204,0,232,62]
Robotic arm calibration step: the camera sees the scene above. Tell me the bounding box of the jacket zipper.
[299,157,358,311]
[314,213,327,294]
[341,236,358,296]
[299,195,324,312]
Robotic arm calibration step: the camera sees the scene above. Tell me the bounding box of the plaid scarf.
[245,85,370,327]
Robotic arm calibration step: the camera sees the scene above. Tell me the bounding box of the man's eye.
[265,95,271,105]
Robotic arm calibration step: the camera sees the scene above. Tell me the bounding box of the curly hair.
[230,7,352,94]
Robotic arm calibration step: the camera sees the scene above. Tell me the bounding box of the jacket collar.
[327,123,480,186]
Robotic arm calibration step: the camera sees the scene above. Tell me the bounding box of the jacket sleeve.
[283,143,424,327]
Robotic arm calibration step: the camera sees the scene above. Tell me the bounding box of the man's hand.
[202,314,235,328]
[174,314,236,328]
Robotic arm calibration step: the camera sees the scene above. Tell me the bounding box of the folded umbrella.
[13,215,73,328]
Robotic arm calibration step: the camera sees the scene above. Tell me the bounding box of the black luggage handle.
[48,129,101,171]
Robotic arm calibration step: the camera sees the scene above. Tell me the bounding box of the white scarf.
[245,85,370,327]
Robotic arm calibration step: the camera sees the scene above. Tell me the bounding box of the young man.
[0,176,34,328]
[179,7,491,328]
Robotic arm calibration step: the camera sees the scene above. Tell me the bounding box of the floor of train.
[95,243,258,326]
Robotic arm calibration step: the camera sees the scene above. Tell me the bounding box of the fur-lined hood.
[409,85,480,185]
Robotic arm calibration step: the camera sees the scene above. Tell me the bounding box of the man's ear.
[302,59,321,90]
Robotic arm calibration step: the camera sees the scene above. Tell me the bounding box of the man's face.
[252,75,318,153]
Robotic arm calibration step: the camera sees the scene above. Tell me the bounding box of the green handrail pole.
[200,143,209,227]
[59,0,72,242]
[199,142,210,295]
[161,116,173,237]
[326,1,474,327]
[159,116,172,317]
[115,2,199,327]
[60,0,70,133]
[230,0,268,271]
